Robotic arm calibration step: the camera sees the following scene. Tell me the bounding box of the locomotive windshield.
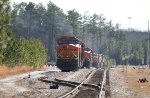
[84,47,90,51]
[57,39,79,45]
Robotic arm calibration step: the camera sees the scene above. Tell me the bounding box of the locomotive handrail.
[58,69,97,98]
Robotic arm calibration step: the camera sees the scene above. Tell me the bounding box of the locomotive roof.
[57,36,82,42]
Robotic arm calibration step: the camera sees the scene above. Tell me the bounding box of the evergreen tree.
[0,0,12,63]
[67,9,81,37]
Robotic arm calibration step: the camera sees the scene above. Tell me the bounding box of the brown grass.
[0,65,32,79]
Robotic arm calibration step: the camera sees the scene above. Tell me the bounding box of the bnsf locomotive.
[56,36,104,71]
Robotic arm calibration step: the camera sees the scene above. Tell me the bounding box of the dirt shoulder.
[110,66,150,98]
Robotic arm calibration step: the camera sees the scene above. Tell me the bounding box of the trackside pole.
[78,42,80,67]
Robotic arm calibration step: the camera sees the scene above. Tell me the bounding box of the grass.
[0,65,32,79]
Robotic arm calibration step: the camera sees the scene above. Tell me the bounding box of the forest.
[1,0,150,68]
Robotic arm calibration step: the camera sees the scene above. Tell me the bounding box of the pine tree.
[0,0,12,63]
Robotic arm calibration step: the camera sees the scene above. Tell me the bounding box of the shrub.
[3,37,47,68]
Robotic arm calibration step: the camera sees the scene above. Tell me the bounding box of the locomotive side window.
[57,39,79,45]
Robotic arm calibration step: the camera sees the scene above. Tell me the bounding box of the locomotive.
[83,47,93,68]
[56,36,104,71]
[92,54,104,68]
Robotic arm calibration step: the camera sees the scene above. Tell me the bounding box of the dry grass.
[121,67,150,96]
[0,65,32,79]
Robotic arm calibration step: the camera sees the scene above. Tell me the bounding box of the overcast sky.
[10,0,150,31]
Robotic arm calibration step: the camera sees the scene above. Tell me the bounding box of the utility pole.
[147,20,150,65]
[128,17,132,32]
[148,20,149,39]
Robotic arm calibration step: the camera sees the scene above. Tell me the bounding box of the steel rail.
[58,69,98,98]
[98,69,108,98]
[39,77,99,90]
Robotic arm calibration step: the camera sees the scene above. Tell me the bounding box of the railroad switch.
[97,83,102,90]
[50,82,59,89]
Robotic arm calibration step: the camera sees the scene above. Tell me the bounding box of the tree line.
[0,0,47,68]
[1,0,150,67]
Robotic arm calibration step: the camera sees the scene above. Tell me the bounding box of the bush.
[104,56,116,68]
[3,37,47,68]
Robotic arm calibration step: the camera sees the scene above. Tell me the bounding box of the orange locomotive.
[92,53,104,68]
[56,36,85,71]
[92,53,99,68]
[83,47,93,68]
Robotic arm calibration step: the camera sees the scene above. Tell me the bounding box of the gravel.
[0,67,92,98]
[109,68,138,98]
[60,68,93,82]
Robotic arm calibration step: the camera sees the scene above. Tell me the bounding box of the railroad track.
[38,69,108,98]
[58,69,107,98]
[57,69,98,98]
[72,69,107,98]
[99,69,108,98]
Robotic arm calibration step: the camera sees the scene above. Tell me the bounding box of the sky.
[10,0,150,31]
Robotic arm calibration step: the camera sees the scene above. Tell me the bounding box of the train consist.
[56,36,104,71]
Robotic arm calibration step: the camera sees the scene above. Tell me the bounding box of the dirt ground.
[121,66,150,97]
[110,66,150,98]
